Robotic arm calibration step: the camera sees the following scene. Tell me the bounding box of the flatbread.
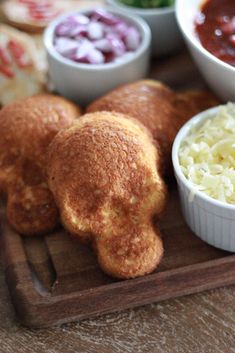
[0,24,45,105]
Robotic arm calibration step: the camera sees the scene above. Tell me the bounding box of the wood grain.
[2,188,235,328]
[1,256,235,353]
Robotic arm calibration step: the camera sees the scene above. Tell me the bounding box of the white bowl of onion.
[44,7,151,105]
[172,103,235,252]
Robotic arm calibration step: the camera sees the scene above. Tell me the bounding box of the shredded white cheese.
[179,102,235,204]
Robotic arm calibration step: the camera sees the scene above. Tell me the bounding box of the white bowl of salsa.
[176,0,235,102]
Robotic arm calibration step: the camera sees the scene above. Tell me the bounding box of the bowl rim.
[106,0,175,15]
[172,104,235,211]
[43,6,151,71]
[175,0,235,73]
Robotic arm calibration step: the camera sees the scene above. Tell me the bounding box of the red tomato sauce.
[195,0,235,67]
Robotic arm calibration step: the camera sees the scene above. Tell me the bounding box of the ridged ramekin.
[172,106,235,252]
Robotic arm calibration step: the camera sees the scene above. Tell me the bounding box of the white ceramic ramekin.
[107,0,183,57]
[172,105,235,252]
[44,7,151,105]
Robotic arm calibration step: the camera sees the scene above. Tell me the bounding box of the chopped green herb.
[119,0,174,8]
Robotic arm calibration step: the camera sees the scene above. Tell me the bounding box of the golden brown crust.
[0,94,80,173]
[87,80,175,165]
[87,80,219,173]
[0,94,80,235]
[95,223,164,279]
[173,90,219,126]
[47,111,167,278]
[7,181,59,236]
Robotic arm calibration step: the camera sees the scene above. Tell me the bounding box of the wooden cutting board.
[2,49,235,329]
[2,187,235,328]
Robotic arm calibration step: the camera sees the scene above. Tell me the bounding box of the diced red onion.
[67,14,90,25]
[114,22,129,39]
[55,22,74,36]
[104,51,115,63]
[124,26,140,51]
[102,24,115,35]
[87,22,104,40]
[87,49,105,64]
[106,33,126,57]
[94,38,111,52]
[54,9,141,65]
[91,9,120,25]
[69,25,87,38]
[54,37,78,57]
[73,39,94,61]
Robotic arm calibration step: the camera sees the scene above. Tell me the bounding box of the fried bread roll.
[173,90,219,126]
[47,112,167,278]
[0,94,80,235]
[87,80,219,171]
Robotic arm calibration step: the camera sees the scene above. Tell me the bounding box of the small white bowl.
[172,105,235,252]
[106,0,182,56]
[44,8,151,105]
[176,0,235,102]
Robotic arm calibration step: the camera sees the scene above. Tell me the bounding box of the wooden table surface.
[0,48,235,352]
[1,253,235,353]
